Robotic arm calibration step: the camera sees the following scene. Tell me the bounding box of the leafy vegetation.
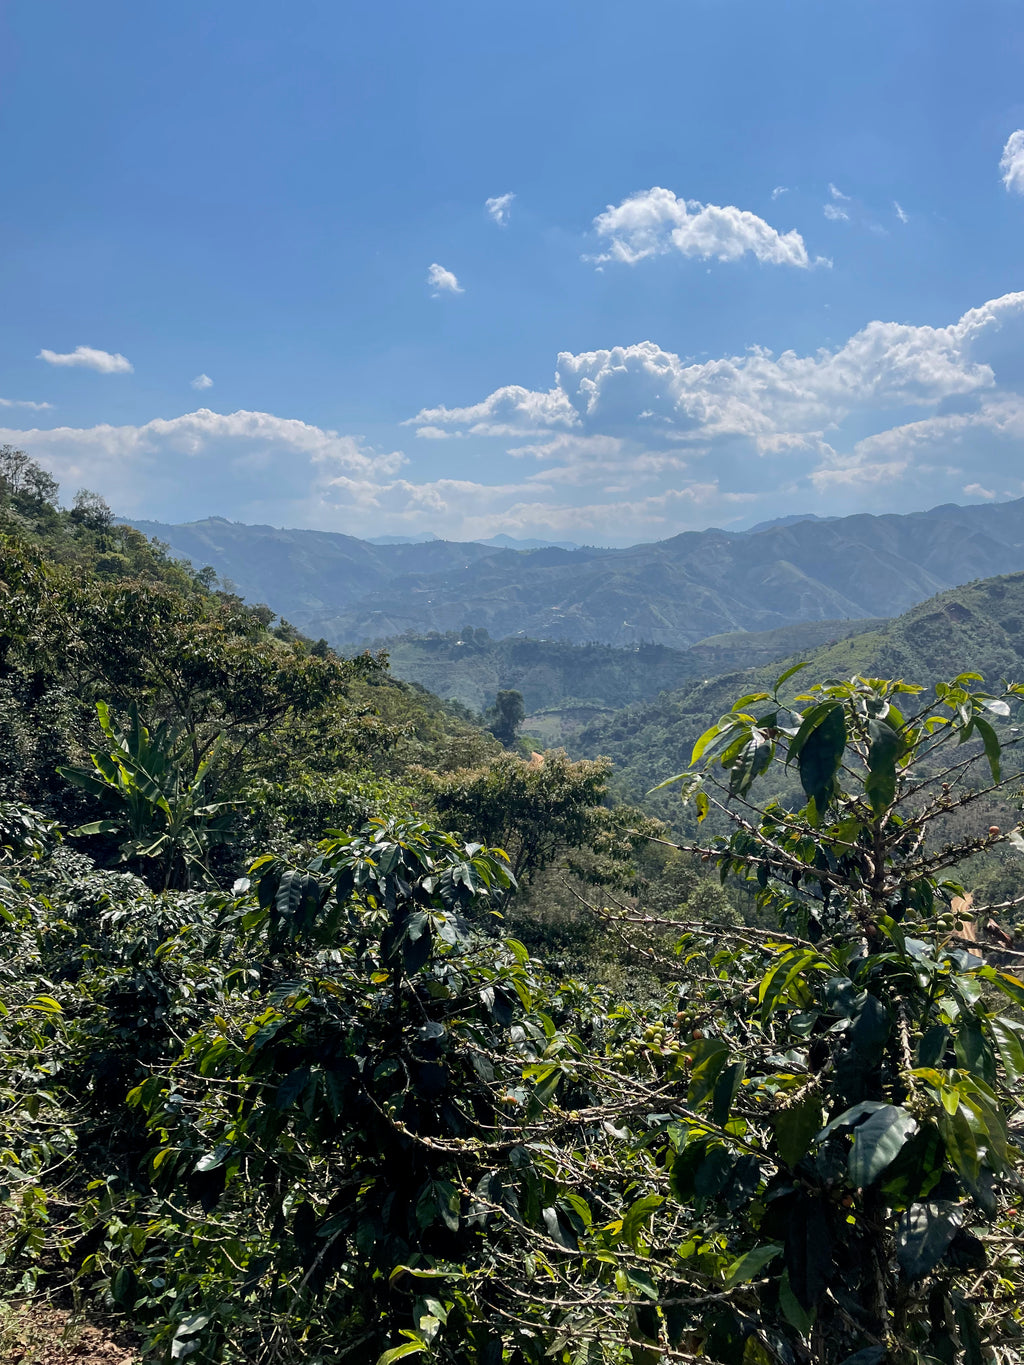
[578,572,1024,832]
[4,450,1024,1362]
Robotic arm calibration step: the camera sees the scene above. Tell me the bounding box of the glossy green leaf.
[795,702,845,809]
[724,1242,783,1287]
[774,1096,823,1167]
[847,1105,917,1188]
[896,1201,961,1279]
[864,720,902,814]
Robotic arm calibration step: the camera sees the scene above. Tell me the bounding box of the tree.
[420,750,617,885]
[69,488,114,532]
[607,665,1024,1361]
[485,688,525,747]
[58,700,237,888]
[0,445,59,508]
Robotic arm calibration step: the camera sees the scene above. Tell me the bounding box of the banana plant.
[59,701,237,889]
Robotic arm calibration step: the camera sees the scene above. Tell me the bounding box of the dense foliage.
[4,451,1024,1364]
[579,573,1024,837]
[5,662,1024,1363]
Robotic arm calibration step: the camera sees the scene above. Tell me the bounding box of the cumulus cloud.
[590,186,820,268]
[415,296,1020,447]
[191,373,214,390]
[1001,130,1024,194]
[0,397,54,411]
[405,290,1024,533]
[427,263,463,295]
[9,293,1024,545]
[408,384,576,438]
[0,408,407,524]
[38,346,133,374]
[485,192,515,225]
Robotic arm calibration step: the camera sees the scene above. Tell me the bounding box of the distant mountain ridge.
[130,497,1024,650]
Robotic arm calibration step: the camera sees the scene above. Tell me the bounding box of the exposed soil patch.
[0,1306,138,1365]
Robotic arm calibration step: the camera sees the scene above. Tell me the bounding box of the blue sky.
[2,0,1024,544]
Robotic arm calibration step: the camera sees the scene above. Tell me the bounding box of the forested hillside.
[133,497,1024,648]
[378,618,883,714]
[578,570,1024,825]
[5,449,1024,1364]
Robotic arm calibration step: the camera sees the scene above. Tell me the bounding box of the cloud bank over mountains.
[6,291,1024,544]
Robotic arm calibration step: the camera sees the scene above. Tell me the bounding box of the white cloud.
[0,397,54,411]
[590,186,820,268]
[191,373,214,390]
[771,186,788,199]
[427,263,463,295]
[823,203,849,221]
[829,183,850,201]
[8,293,1024,545]
[409,384,577,437]
[37,346,133,374]
[1000,130,1024,194]
[413,425,457,440]
[406,290,1024,532]
[0,408,407,521]
[894,200,909,224]
[963,482,997,500]
[416,296,1018,449]
[485,192,515,225]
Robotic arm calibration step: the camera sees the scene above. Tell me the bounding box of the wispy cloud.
[38,345,133,374]
[894,200,909,224]
[1000,130,1024,194]
[829,182,850,201]
[0,397,54,410]
[823,203,849,221]
[427,262,463,295]
[485,192,515,226]
[589,186,822,268]
[771,186,788,200]
[191,373,214,390]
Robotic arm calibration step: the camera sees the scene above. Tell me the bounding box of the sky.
[2,0,1024,547]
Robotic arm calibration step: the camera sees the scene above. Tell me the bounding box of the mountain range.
[131,497,1024,651]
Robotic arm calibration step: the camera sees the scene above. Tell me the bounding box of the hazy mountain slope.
[130,517,497,625]
[381,618,883,714]
[318,499,1024,646]
[574,570,1024,817]
[131,497,1024,649]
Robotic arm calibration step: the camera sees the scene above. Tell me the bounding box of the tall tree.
[486,688,525,747]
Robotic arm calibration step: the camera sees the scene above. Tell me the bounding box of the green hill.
[378,618,886,715]
[575,570,1024,820]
